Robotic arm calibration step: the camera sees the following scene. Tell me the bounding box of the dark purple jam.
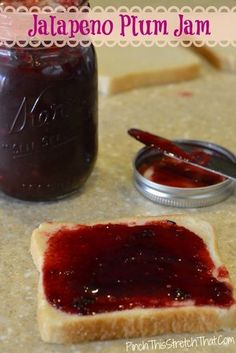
[43,221,234,315]
[138,155,225,188]
[0,45,97,200]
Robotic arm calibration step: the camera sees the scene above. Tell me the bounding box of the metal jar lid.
[133,139,236,208]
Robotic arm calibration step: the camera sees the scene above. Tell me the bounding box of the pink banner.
[0,6,236,46]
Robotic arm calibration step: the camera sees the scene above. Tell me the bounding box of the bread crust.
[194,46,236,73]
[99,63,200,95]
[30,215,236,344]
[96,46,201,95]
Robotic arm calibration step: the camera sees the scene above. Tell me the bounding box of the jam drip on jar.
[139,155,225,188]
[43,221,234,315]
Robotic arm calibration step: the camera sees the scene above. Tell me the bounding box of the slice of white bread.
[30,215,236,344]
[97,46,201,95]
[194,46,236,73]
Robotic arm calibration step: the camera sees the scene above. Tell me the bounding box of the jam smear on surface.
[178,91,193,97]
[43,221,234,315]
[139,155,225,188]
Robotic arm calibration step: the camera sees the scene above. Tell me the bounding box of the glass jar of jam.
[0,27,97,200]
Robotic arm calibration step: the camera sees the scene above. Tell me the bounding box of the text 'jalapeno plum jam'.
[43,221,234,315]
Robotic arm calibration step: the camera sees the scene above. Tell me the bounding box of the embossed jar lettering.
[9,89,71,135]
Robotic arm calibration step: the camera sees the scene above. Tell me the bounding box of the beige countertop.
[1,0,236,348]
[1,56,236,353]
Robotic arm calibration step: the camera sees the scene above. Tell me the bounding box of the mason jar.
[0,7,98,201]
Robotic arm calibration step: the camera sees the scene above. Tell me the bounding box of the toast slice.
[97,46,201,95]
[31,215,236,344]
[194,46,236,73]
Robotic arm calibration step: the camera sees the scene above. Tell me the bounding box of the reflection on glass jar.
[0,44,98,201]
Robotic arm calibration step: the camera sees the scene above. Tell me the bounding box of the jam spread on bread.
[43,221,234,315]
[138,155,225,188]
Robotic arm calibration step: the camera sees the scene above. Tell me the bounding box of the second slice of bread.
[97,46,201,95]
[194,46,236,72]
[31,215,236,344]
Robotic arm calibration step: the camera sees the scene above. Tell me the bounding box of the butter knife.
[128,128,236,181]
